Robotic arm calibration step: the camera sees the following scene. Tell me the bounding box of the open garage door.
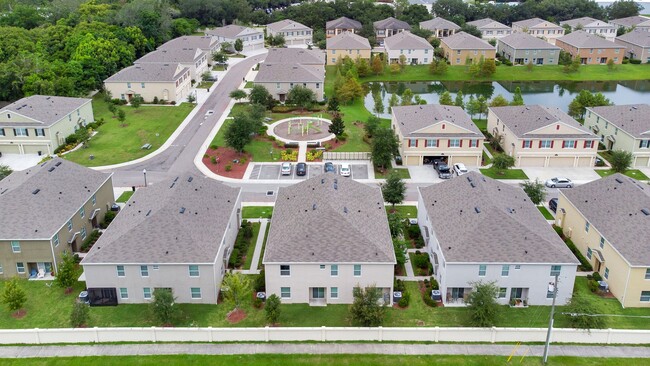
[548,157,575,167]
[518,156,546,167]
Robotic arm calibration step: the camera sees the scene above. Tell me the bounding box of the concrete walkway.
[298,142,307,162]
[0,343,648,358]
[240,219,268,275]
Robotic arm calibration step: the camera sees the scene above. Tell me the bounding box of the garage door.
[0,144,21,154]
[548,157,575,167]
[405,155,421,166]
[23,145,49,155]
[634,156,650,167]
[451,155,480,167]
[576,156,593,167]
[518,156,546,167]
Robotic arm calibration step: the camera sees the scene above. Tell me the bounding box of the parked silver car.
[545,177,573,188]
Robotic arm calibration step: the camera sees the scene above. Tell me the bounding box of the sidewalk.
[0,343,647,358]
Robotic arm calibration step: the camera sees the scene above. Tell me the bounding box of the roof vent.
[334,183,338,190]
[615,177,623,184]
[48,167,55,172]
[344,207,348,213]
[470,182,476,188]
[180,207,186,214]
[146,210,152,216]
[32,189,40,195]
[467,176,473,182]
[170,182,175,189]
[312,203,317,210]
[55,162,62,167]
[321,178,325,184]
[188,176,193,182]
[642,208,650,216]
[474,207,481,213]
[174,176,179,182]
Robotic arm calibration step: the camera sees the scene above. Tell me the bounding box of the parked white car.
[281,162,292,176]
[453,163,468,176]
[545,177,573,188]
[340,163,351,177]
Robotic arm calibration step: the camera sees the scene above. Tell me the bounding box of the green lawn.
[374,167,411,179]
[116,191,134,203]
[213,64,226,71]
[332,99,390,153]
[244,81,254,88]
[538,205,554,220]
[482,151,492,166]
[480,167,529,180]
[196,81,214,89]
[595,169,649,180]
[472,119,487,133]
[258,223,270,270]
[386,205,417,218]
[242,206,274,219]
[65,96,193,166]
[243,222,262,270]
[212,119,277,162]
[3,355,641,366]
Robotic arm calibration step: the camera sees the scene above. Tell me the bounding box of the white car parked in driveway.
[453,163,468,176]
[281,162,292,175]
[340,163,351,177]
[545,177,573,188]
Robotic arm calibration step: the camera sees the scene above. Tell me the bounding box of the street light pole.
[143,169,147,187]
[543,273,559,364]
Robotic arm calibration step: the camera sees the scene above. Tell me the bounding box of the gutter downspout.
[621,265,632,309]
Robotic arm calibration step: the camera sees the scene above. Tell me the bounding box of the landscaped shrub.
[588,280,599,293]
[80,230,102,252]
[412,253,430,269]
[592,272,602,282]
[242,220,253,239]
[253,297,263,308]
[430,277,439,290]
[254,270,266,292]
[398,290,410,308]
[225,164,232,172]
[394,279,405,292]
[630,59,642,64]
[565,237,593,272]
[100,211,116,229]
[228,248,240,267]
[153,96,159,104]
[414,236,425,249]
[622,58,630,64]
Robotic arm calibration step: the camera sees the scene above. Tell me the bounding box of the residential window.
[354,264,361,277]
[501,265,509,277]
[280,265,290,276]
[408,138,417,147]
[143,288,152,299]
[449,139,460,148]
[153,265,159,270]
[191,287,202,299]
[35,129,45,137]
[281,287,291,298]
[53,233,59,247]
[11,241,20,253]
[14,128,28,137]
[320,264,325,270]
[80,207,85,219]
[67,220,73,232]
[16,262,25,274]
[522,140,532,148]
[587,248,592,259]
[331,264,338,276]
[117,265,125,277]
[564,140,576,148]
[331,287,339,299]
[641,291,650,302]
[515,265,521,270]
[189,265,199,277]
[0,128,4,136]
[645,268,650,280]
[332,50,336,54]
[478,264,486,276]
[550,265,561,276]
[585,221,590,232]
[92,194,96,205]
[80,227,87,240]
[640,140,650,149]
[0,263,3,274]
[469,139,479,148]
[599,236,605,249]
[498,288,507,298]
[120,288,128,299]
[141,83,145,88]
[316,83,320,89]
[425,139,438,148]
[276,83,280,89]
[604,267,609,279]
[140,265,148,277]
[127,82,131,88]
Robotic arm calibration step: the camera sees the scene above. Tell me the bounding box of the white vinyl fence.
[323,152,371,160]
[1,327,649,345]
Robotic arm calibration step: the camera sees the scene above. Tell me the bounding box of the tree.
[607,0,642,19]
[393,238,408,267]
[429,59,448,75]
[466,95,480,118]
[213,51,228,64]
[387,212,404,238]
[558,50,573,66]
[221,272,251,310]
[54,252,77,293]
[568,90,612,121]
[117,109,127,127]
[480,58,496,77]
[607,58,616,71]
[382,171,406,207]
[439,91,453,105]
[476,96,488,120]
[521,179,547,205]
[400,88,413,106]
[388,93,399,112]
[466,281,501,327]
[0,165,12,181]
[511,87,524,106]
[488,131,504,152]
[372,128,399,169]
[365,116,381,138]
[248,85,274,109]
[337,76,364,104]
[265,294,281,325]
[350,285,386,327]
[151,288,177,325]
[327,97,340,112]
[130,95,143,110]
[565,293,607,330]
[371,55,384,75]
[454,90,465,110]
[373,91,384,115]
[229,89,247,101]
[234,38,243,53]
[492,153,515,174]
[490,94,509,107]
[286,85,316,111]
[526,61,534,72]
[328,112,345,140]
[399,54,407,70]
[107,102,117,117]
[1,277,26,312]
[609,150,633,173]
[356,58,371,78]
[225,107,263,153]
[70,303,89,328]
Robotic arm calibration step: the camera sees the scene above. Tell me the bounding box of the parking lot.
[248,163,369,180]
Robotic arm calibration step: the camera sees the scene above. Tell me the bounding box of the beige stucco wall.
[585,109,650,167]
[441,45,496,65]
[326,28,360,38]
[326,48,371,65]
[104,74,191,104]
[268,28,312,45]
[555,193,650,308]
[555,40,624,64]
[615,39,650,62]
[256,81,324,101]
[513,24,564,44]
[480,27,512,40]
[385,47,434,64]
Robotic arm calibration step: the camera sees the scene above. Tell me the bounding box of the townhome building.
[158,35,220,56]
[254,63,324,102]
[560,17,617,41]
[615,29,650,63]
[556,30,625,65]
[512,18,564,45]
[263,174,395,305]
[467,18,512,40]
[325,16,362,38]
[205,25,265,52]
[374,17,411,46]
[0,95,93,155]
[419,17,460,38]
[134,48,208,81]
[104,63,191,104]
[487,105,599,167]
[326,32,371,65]
[440,31,496,65]
[0,159,113,279]
[585,104,650,167]
[555,174,650,307]
[81,174,241,305]
[391,104,484,166]
[383,31,434,64]
[418,172,578,306]
[263,48,325,69]
[267,19,313,45]
[610,15,650,33]
[497,32,561,65]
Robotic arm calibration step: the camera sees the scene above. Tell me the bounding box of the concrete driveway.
[522,168,601,184]
[0,154,42,171]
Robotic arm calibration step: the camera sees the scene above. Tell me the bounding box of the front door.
[311,287,325,299]
[279,93,286,102]
[451,287,464,300]
[510,287,523,299]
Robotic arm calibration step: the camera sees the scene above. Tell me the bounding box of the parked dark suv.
[296,162,307,176]
[434,161,452,179]
[548,198,558,213]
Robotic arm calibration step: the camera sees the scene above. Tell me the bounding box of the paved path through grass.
[0,343,648,359]
[243,219,268,274]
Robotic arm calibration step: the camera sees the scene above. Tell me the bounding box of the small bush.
[209,144,218,150]
[228,248,240,267]
[414,236,425,249]
[225,164,232,172]
[407,225,421,240]
[100,211,116,229]
[622,58,630,64]
[430,277,439,290]
[152,96,159,104]
[254,270,266,292]
[565,237,593,272]
[394,279,405,292]
[253,297,263,309]
[588,280,599,293]
[210,156,217,164]
[503,59,513,66]
[630,59,642,64]
[423,293,437,307]
[592,272,603,282]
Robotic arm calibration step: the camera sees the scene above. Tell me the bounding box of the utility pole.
[543,273,559,364]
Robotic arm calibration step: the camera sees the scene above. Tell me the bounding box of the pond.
[364,80,650,119]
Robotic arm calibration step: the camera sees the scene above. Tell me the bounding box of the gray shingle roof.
[440,31,495,50]
[384,32,433,51]
[467,18,510,30]
[513,17,562,30]
[419,172,578,264]
[158,36,218,52]
[498,33,561,50]
[420,17,461,31]
[255,63,323,83]
[561,174,650,266]
[0,95,91,128]
[588,104,650,138]
[205,24,256,38]
[326,32,371,50]
[557,30,624,49]
[610,15,650,28]
[82,174,240,264]
[104,63,188,83]
[264,48,325,65]
[263,174,395,264]
[374,17,412,31]
[488,105,597,139]
[326,16,362,30]
[136,48,205,64]
[392,104,482,137]
[0,159,112,240]
[267,19,311,32]
[616,29,650,47]
[560,17,612,29]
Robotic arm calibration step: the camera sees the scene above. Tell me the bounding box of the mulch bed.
[12,310,27,319]
[203,147,251,179]
[227,308,247,324]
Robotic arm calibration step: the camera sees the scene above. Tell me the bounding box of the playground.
[271,117,334,143]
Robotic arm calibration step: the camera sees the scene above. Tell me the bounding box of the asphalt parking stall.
[248,163,369,180]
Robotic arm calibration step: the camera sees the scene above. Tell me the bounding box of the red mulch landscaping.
[203,147,251,179]
[227,308,247,324]
[12,309,27,319]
